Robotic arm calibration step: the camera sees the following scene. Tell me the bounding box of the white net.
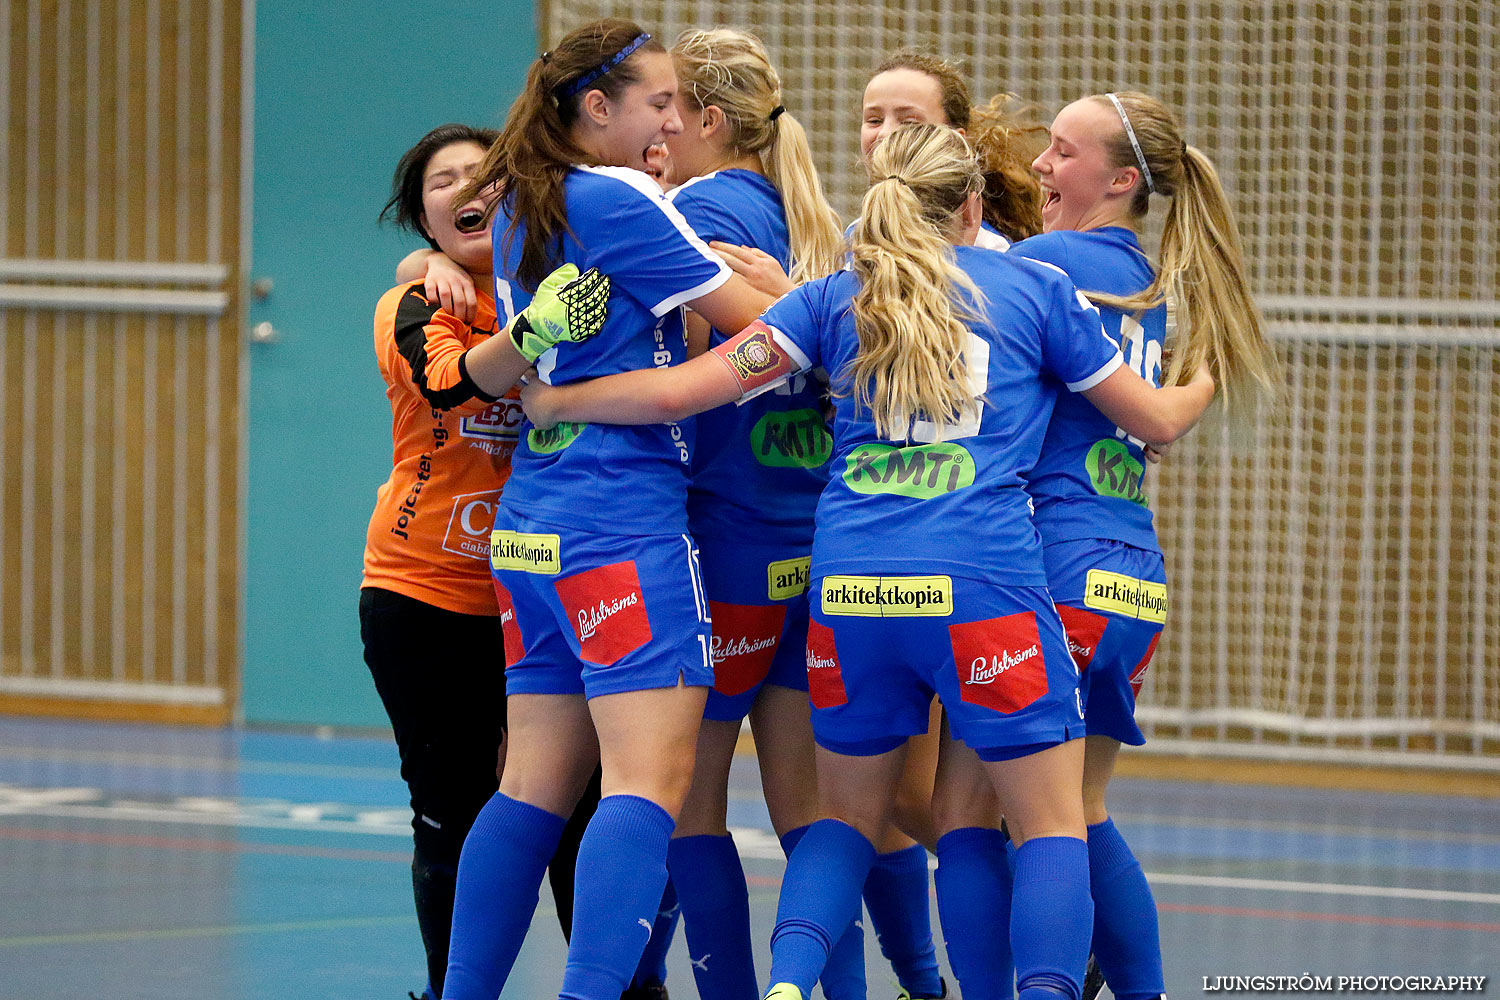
[543,0,1500,767]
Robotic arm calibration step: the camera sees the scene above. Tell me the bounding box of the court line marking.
[0,915,410,949]
[1146,871,1500,905]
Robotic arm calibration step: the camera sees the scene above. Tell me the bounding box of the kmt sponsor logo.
[461,399,525,441]
[751,409,832,469]
[767,555,811,600]
[821,575,953,617]
[489,530,561,575]
[1086,438,1147,505]
[948,612,1050,714]
[554,560,653,665]
[1054,605,1109,673]
[804,620,848,709]
[842,442,975,499]
[442,490,503,562]
[1084,570,1168,624]
[493,582,526,666]
[708,601,786,697]
[527,421,586,454]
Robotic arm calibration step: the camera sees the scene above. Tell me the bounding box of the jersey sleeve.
[758,280,827,374]
[1011,232,1073,274]
[574,168,732,317]
[383,283,498,413]
[1038,274,1124,392]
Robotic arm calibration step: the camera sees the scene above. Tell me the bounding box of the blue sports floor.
[0,715,1494,999]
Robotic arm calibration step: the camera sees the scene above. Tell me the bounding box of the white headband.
[1106,93,1154,194]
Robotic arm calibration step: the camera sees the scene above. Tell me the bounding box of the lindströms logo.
[751,409,832,469]
[553,560,654,665]
[842,442,975,499]
[707,601,786,697]
[804,620,849,709]
[1054,605,1109,673]
[948,612,1050,715]
[1086,438,1147,505]
[527,421,586,454]
[493,584,526,667]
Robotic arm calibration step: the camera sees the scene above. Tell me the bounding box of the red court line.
[1158,902,1500,934]
[0,825,410,863]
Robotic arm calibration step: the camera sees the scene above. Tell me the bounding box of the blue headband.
[557,33,652,99]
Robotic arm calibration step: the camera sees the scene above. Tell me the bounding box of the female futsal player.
[362,123,613,1000]
[651,27,863,1000]
[435,19,778,1000]
[998,90,1277,1000]
[519,123,1217,1000]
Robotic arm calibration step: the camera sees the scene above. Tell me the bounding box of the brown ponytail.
[454,19,665,291]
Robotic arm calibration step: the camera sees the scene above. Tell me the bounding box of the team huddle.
[360,17,1277,1000]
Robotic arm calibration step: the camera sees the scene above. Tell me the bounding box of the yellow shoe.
[765,984,804,1000]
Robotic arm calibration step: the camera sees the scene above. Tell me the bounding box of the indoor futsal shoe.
[622,982,670,1000]
[897,976,948,1000]
[765,983,805,1000]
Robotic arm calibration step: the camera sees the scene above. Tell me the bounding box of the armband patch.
[714,321,793,394]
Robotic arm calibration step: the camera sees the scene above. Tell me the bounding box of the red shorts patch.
[493,581,526,667]
[948,611,1049,715]
[1054,604,1109,673]
[805,620,848,709]
[1129,633,1160,698]
[708,601,786,698]
[553,560,653,665]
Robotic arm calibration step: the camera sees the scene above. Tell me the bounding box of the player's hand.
[423,252,478,325]
[710,241,795,297]
[509,264,611,363]
[519,379,561,430]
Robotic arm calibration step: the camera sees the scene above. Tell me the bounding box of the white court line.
[3,787,1499,908]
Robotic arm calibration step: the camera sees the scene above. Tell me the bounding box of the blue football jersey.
[493,166,731,535]
[669,169,830,546]
[758,244,1122,583]
[1012,228,1165,551]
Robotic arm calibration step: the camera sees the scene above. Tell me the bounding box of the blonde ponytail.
[845,124,986,441]
[671,29,844,282]
[1081,92,1278,422]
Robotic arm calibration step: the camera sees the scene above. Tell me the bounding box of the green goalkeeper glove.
[509,264,611,363]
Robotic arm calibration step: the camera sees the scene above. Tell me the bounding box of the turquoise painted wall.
[244,2,535,726]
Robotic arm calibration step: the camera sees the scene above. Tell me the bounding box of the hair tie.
[540,50,552,64]
[879,175,911,187]
[557,33,652,99]
[1105,92,1155,194]
[768,104,786,122]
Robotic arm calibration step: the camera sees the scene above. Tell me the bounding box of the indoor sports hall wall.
[0,0,535,728]
[541,0,1500,768]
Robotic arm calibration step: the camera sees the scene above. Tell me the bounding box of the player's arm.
[463,265,612,397]
[1081,363,1215,448]
[684,311,713,359]
[685,274,776,338]
[396,248,479,325]
[521,321,796,428]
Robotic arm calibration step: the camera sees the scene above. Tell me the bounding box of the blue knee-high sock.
[631,875,681,989]
[443,793,567,1000]
[559,795,676,1000]
[864,844,943,997]
[934,828,1014,1000]
[667,834,758,1000]
[1087,819,1164,1000]
[781,826,867,1000]
[1011,837,1092,1000]
[768,820,876,996]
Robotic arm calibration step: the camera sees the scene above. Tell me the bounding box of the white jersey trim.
[1066,351,1124,392]
[574,164,733,317]
[973,227,1012,252]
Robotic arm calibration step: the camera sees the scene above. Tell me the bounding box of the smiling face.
[661,91,719,181]
[861,68,949,159]
[1031,97,1138,233]
[581,50,684,172]
[418,140,494,275]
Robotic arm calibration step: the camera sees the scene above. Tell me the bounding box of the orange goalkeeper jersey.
[362,282,522,616]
